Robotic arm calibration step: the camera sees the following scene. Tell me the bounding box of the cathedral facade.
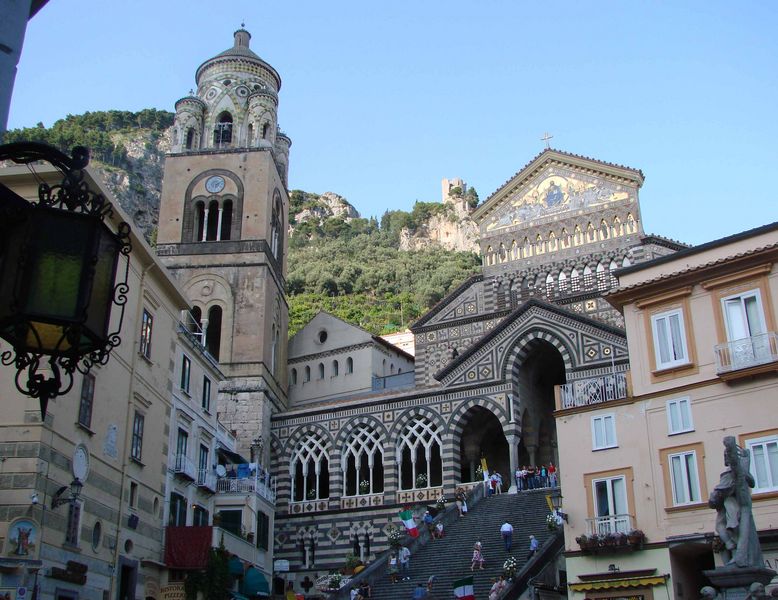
[155,30,687,590]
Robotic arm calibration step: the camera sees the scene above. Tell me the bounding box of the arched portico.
[455,405,509,484]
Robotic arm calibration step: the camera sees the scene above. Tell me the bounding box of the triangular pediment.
[435,299,627,387]
[288,311,372,359]
[473,149,644,235]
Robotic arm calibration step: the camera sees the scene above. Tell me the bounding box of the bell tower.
[157,27,291,459]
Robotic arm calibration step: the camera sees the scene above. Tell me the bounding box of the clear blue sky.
[9,1,777,245]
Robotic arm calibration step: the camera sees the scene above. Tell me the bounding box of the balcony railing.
[172,454,196,480]
[216,475,276,503]
[586,513,634,536]
[556,372,629,410]
[714,332,778,374]
[196,469,217,492]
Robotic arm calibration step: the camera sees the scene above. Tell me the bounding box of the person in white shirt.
[500,521,513,551]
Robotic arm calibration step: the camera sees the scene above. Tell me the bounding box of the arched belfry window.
[271,191,283,260]
[214,112,233,147]
[398,416,442,490]
[205,305,222,360]
[194,201,206,242]
[291,432,330,502]
[220,199,233,241]
[262,122,270,139]
[185,128,195,150]
[206,200,220,241]
[343,425,384,496]
[247,123,254,146]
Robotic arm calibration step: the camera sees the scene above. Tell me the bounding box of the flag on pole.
[453,576,475,600]
[398,509,419,538]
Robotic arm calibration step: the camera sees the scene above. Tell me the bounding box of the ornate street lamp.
[51,478,83,508]
[0,142,131,418]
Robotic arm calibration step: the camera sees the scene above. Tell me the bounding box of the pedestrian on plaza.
[549,462,558,488]
[434,521,444,539]
[412,582,428,599]
[455,487,467,516]
[350,586,358,600]
[514,466,521,490]
[388,550,399,583]
[427,575,436,594]
[489,575,508,600]
[519,466,528,491]
[540,464,548,488]
[526,465,536,489]
[471,540,486,571]
[500,521,513,552]
[488,473,497,496]
[527,535,539,559]
[399,544,411,580]
[495,471,503,494]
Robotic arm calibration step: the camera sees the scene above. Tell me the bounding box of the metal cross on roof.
[541,132,554,149]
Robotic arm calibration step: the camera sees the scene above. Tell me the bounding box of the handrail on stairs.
[501,530,565,600]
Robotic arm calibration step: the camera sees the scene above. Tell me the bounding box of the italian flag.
[398,509,419,538]
[453,576,475,599]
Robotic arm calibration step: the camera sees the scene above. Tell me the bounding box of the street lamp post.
[0,142,131,417]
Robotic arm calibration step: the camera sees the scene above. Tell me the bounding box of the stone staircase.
[347,490,558,600]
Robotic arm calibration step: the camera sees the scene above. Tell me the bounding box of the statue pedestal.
[703,566,776,599]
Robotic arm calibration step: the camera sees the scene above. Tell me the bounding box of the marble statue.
[708,436,764,568]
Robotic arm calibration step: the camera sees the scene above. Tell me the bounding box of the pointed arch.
[213,111,233,147]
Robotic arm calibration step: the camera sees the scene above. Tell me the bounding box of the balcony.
[555,372,630,411]
[216,475,276,504]
[172,454,196,480]
[196,469,217,493]
[714,332,778,380]
[576,514,645,554]
[212,526,261,566]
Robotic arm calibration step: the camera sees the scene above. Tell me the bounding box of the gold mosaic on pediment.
[486,170,632,233]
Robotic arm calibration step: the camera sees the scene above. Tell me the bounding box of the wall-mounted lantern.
[0,142,131,418]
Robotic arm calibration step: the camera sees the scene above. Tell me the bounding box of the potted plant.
[575,534,591,550]
[359,479,370,494]
[503,556,518,580]
[386,526,403,548]
[327,573,342,591]
[342,552,361,575]
[627,529,645,547]
[546,513,559,530]
[435,494,446,512]
[415,473,428,488]
[307,488,317,500]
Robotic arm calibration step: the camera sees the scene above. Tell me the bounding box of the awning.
[217,445,248,464]
[228,556,245,575]
[164,526,212,569]
[242,567,270,597]
[569,575,668,592]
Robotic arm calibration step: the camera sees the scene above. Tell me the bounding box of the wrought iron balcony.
[172,454,196,480]
[586,513,634,536]
[196,468,217,492]
[714,332,778,377]
[216,474,276,503]
[556,372,630,410]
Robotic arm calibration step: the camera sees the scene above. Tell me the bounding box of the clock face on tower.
[205,176,225,194]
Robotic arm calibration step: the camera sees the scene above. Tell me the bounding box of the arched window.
[397,416,442,490]
[185,128,195,150]
[546,273,555,296]
[485,246,493,266]
[290,432,330,502]
[586,222,596,243]
[574,225,583,246]
[626,213,637,234]
[332,360,339,377]
[220,199,233,241]
[262,122,270,139]
[390,363,395,374]
[318,363,324,379]
[195,201,206,242]
[205,305,222,360]
[304,366,311,382]
[271,324,278,375]
[622,256,632,267]
[271,192,283,260]
[346,357,353,374]
[247,123,254,146]
[214,112,233,147]
[510,240,518,260]
[498,243,507,263]
[571,268,580,291]
[522,237,532,258]
[291,368,297,386]
[548,231,558,251]
[342,425,384,496]
[206,200,219,241]
[583,265,593,288]
[535,234,545,255]
[190,306,202,335]
[596,262,608,291]
[560,228,570,249]
[558,271,567,292]
[613,216,623,237]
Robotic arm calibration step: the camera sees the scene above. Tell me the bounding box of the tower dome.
[170,27,290,154]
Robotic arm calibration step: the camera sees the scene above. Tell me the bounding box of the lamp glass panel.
[84,223,121,340]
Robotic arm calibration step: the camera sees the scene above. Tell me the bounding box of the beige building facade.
[0,164,190,600]
[557,222,778,599]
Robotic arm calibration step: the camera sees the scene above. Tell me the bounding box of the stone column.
[505,433,519,493]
